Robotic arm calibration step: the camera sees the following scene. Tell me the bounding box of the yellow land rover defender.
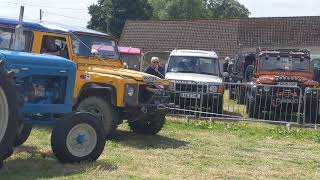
[0,18,170,136]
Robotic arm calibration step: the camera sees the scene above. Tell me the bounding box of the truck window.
[71,34,119,59]
[40,35,69,59]
[167,56,220,75]
[0,26,33,52]
[259,56,309,71]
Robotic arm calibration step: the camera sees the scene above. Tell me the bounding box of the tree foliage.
[87,0,153,38]
[206,0,250,18]
[149,0,250,19]
[87,0,250,38]
[149,0,207,19]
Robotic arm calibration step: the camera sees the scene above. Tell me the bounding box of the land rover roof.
[170,49,218,59]
[0,17,110,37]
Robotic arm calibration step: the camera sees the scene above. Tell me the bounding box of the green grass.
[223,90,247,117]
[2,118,320,179]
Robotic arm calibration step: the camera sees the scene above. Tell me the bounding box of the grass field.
[1,118,320,179]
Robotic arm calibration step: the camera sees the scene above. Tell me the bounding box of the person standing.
[223,57,230,73]
[144,57,165,79]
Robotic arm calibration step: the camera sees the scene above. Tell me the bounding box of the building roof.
[0,17,109,36]
[119,16,320,58]
[170,49,218,58]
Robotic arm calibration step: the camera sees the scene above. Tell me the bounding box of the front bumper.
[169,92,224,112]
[251,94,301,111]
[125,84,171,114]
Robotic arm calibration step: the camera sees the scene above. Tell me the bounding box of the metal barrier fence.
[167,81,320,126]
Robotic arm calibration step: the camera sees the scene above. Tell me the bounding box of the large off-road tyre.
[14,123,32,147]
[51,112,106,163]
[304,100,319,124]
[248,100,262,119]
[236,88,246,104]
[0,63,19,165]
[77,96,118,137]
[128,113,166,135]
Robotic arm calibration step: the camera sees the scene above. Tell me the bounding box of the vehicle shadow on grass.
[111,130,189,150]
[0,145,117,179]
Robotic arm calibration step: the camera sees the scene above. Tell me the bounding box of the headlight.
[305,88,311,93]
[208,85,218,93]
[169,81,175,91]
[264,86,271,92]
[127,86,135,96]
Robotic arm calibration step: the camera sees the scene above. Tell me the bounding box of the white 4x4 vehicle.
[165,50,224,115]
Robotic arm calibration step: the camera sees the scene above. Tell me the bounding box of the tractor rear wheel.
[0,63,19,167]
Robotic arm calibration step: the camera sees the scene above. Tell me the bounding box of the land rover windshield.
[71,34,119,59]
[259,56,310,71]
[167,56,220,75]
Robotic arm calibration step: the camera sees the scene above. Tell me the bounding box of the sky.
[0,0,98,27]
[238,0,320,17]
[0,0,320,28]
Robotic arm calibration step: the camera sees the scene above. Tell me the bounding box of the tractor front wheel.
[51,112,106,163]
[14,123,32,147]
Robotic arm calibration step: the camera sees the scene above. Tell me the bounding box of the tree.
[206,0,250,18]
[149,0,250,19]
[149,0,207,19]
[88,0,153,38]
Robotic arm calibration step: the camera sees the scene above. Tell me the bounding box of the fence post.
[286,123,291,130]
[185,116,190,123]
[209,117,214,125]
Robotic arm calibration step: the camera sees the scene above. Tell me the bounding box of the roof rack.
[256,47,310,57]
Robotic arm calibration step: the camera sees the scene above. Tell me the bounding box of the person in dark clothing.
[223,57,230,73]
[223,57,231,84]
[41,36,61,56]
[144,57,165,79]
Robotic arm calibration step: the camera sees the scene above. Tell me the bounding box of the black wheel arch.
[75,83,117,107]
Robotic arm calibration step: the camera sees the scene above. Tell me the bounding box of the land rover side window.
[312,58,320,69]
[167,56,219,75]
[71,34,119,59]
[41,35,69,59]
[259,56,309,71]
[121,54,140,70]
[0,27,33,52]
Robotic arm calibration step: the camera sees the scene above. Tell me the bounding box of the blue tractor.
[0,50,106,166]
